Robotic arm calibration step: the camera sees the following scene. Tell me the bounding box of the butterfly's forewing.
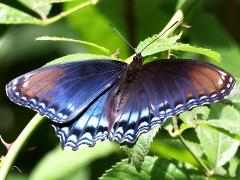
[6,60,127,122]
[109,59,235,143]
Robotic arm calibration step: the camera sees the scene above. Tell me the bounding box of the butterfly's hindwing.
[52,89,112,150]
[109,78,164,143]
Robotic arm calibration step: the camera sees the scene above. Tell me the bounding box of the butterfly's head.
[133,53,144,63]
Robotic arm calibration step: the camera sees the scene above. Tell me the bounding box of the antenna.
[140,21,178,54]
[110,21,179,56]
[109,24,136,53]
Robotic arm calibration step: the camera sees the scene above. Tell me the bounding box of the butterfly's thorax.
[105,54,144,129]
[124,54,144,82]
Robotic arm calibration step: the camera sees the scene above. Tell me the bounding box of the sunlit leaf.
[226,77,240,104]
[17,0,52,19]
[39,0,75,3]
[136,34,181,57]
[180,137,204,158]
[136,32,220,62]
[0,3,41,24]
[171,43,221,62]
[203,105,240,138]
[45,53,120,66]
[196,125,239,167]
[151,138,199,166]
[36,36,111,55]
[228,157,240,178]
[179,106,210,126]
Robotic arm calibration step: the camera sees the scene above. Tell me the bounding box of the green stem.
[179,136,211,175]
[172,116,179,133]
[167,50,171,59]
[172,114,210,175]
[41,1,92,25]
[0,114,45,180]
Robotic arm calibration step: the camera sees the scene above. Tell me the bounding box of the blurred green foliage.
[0,0,240,179]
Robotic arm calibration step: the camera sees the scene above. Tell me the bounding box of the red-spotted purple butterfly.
[6,23,235,150]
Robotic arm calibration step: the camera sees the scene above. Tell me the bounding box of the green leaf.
[45,53,120,66]
[179,106,210,126]
[29,142,116,180]
[196,125,240,167]
[204,105,240,137]
[36,36,111,55]
[100,156,204,180]
[136,32,220,62]
[38,0,76,3]
[151,138,199,166]
[121,127,159,171]
[0,3,41,24]
[17,0,52,19]
[171,43,221,62]
[226,77,240,104]
[162,118,174,134]
[180,137,204,158]
[136,34,181,57]
[228,157,240,178]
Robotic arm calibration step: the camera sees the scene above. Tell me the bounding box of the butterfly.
[6,51,235,150]
[5,21,235,150]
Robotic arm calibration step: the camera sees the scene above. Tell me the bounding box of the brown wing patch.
[187,65,224,95]
[19,68,66,98]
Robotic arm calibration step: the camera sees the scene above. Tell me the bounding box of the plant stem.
[172,113,210,175]
[179,135,211,175]
[0,114,45,180]
[42,1,92,25]
[172,116,179,132]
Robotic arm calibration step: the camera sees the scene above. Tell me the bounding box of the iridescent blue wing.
[109,59,235,143]
[6,60,127,122]
[52,89,111,150]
